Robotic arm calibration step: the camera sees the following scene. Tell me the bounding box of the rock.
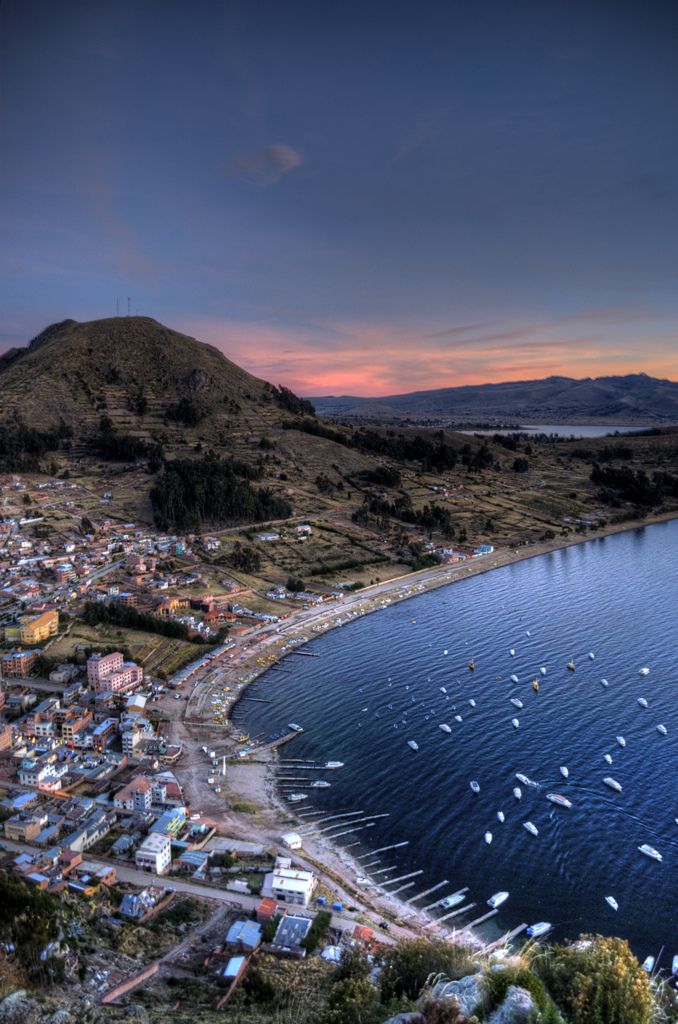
[0,991,41,1024]
[383,1014,426,1024]
[431,973,485,1016]
[488,985,537,1024]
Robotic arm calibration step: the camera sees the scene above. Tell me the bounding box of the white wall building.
[135,832,172,875]
[270,867,315,906]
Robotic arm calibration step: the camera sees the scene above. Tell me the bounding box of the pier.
[466,908,499,929]
[423,902,476,928]
[421,886,468,913]
[405,879,449,904]
[381,869,423,887]
[357,841,408,859]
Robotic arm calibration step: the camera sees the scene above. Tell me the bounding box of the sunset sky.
[2,1,678,395]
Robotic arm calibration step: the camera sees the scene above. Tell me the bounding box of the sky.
[2,0,678,396]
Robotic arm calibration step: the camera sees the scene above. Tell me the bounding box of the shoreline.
[181,508,678,945]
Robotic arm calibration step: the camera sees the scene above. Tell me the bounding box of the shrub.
[379,939,474,1002]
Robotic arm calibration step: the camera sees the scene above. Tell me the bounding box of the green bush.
[379,939,474,1002]
[482,966,549,1014]
[300,910,332,953]
[323,976,381,1024]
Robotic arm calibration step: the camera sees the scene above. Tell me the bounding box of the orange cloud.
[174,312,678,396]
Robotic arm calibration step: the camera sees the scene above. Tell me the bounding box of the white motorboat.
[603,776,623,792]
[469,698,477,707]
[470,780,480,793]
[440,686,447,693]
[510,674,519,684]
[407,740,419,751]
[527,921,551,937]
[560,766,569,778]
[454,714,463,723]
[601,678,609,687]
[497,810,505,823]
[639,666,650,676]
[356,875,369,885]
[511,697,523,709]
[311,780,331,788]
[510,648,515,656]
[484,831,493,845]
[546,793,572,809]
[605,896,619,911]
[287,793,308,802]
[523,821,539,836]
[513,787,522,800]
[638,844,662,862]
[516,773,534,787]
[672,954,678,976]
[288,722,304,732]
[439,723,452,734]
[657,724,667,735]
[325,761,344,769]
[439,893,465,910]
[487,891,509,909]
[637,697,648,708]
[512,718,520,729]
[616,736,626,748]
[588,652,595,660]
[642,956,655,973]
[540,666,546,676]
[604,753,613,764]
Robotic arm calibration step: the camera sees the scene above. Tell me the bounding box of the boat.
[566,660,576,671]
[325,761,344,769]
[526,630,531,636]
[672,954,678,976]
[637,697,648,708]
[560,766,569,779]
[469,658,475,671]
[603,776,623,793]
[604,753,613,764]
[497,810,505,822]
[288,722,304,732]
[516,773,534,787]
[469,698,476,707]
[356,875,369,885]
[605,896,619,911]
[470,780,480,793]
[616,736,626,748]
[540,666,546,676]
[454,714,463,722]
[533,679,540,692]
[642,956,655,974]
[638,844,663,862]
[287,793,308,802]
[440,686,447,693]
[546,792,572,809]
[588,652,595,660]
[527,921,551,938]
[510,674,519,684]
[439,893,465,909]
[513,787,522,800]
[639,667,650,676]
[512,718,520,729]
[484,831,493,844]
[510,649,515,656]
[510,697,523,709]
[523,821,539,836]
[487,891,509,909]
[311,780,331,788]
[407,740,419,751]
[439,723,452,734]
[601,678,609,687]
[657,724,667,735]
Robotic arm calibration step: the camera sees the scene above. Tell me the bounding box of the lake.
[461,424,644,438]
[236,520,678,959]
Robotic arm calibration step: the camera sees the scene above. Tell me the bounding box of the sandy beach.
[175,509,678,944]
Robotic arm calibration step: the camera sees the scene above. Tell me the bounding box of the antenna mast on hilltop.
[127,297,131,316]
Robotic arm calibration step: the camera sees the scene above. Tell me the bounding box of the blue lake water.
[235,521,678,959]
[461,424,643,438]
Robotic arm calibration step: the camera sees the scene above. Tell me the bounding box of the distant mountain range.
[310,374,678,423]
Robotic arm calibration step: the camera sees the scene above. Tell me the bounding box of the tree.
[80,516,94,534]
[513,457,529,473]
[379,939,473,1002]
[286,576,305,592]
[536,935,653,1024]
[229,542,261,574]
[323,976,381,1024]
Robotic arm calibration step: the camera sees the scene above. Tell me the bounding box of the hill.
[0,316,313,434]
[310,373,678,424]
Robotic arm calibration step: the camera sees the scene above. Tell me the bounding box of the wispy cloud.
[231,144,303,186]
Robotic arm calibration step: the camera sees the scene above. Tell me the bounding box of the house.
[270,914,312,955]
[224,920,262,954]
[215,955,248,989]
[255,531,280,542]
[281,832,302,850]
[1,648,40,677]
[267,867,315,907]
[256,897,279,924]
[149,806,186,838]
[135,832,172,875]
[113,776,153,812]
[473,544,495,555]
[20,609,59,644]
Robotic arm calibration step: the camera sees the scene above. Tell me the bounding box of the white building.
[281,832,302,850]
[135,832,172,875]
[270,867,315,906]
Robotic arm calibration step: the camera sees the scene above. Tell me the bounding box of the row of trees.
[82,599,195,640]
[353,493,455,537]
[150,455,291,531]
[0,419,72,473]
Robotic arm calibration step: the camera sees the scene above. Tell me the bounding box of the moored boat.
[484,831,493,844]
[439,893,465,910]
[601,678,609,687]
[527,921,551,937]
[546,792,572,808]
[604,754,613,764]
[540,666,546,676]
[325,761,344,769]
[638,843,662,862]
[566,660,576,671]
[510,674,519,684]
[637,697,648,708]
[311,780,331,788]
[616,735,626,747]
[439,723,452,734]
[470,780,480,793]
[560,766,569,778]
[287,793,308,802]
[513,786,522,800]
[639,666,650,676]
[510,697,523,709]
[605,895,619,911]
[672,954,678,976]
[288,722,304,732]
[512,718,520,729]
[657,724,667,735]
[523,821,539,836]
[454,714,463,722]
[407,740,419,751]
[469,658,475,671]
[497,810,505,822]
[642,956,655,973]
[603,776,623,792]
[488,890,509,908]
